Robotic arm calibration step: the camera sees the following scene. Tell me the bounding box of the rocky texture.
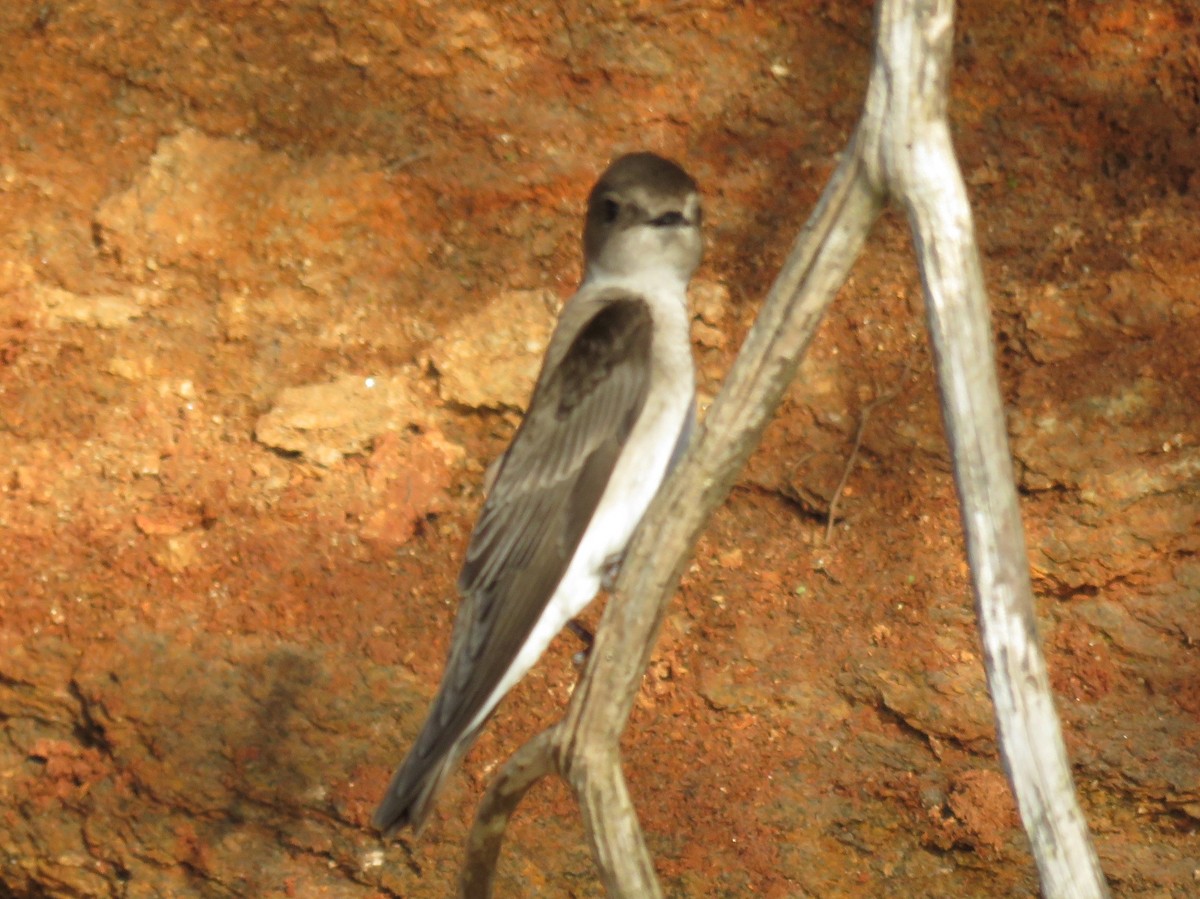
[429,288,559,410]
[254,371,434,467]
[2,1,1199,896]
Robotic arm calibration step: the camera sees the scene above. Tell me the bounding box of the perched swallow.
[374,152,702,835]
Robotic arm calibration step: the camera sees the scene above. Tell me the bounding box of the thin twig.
[824,392,883,544]
[824,359,914,544]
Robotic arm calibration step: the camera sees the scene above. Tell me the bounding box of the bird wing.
[411,293,653,770]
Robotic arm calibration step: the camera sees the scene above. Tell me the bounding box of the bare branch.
[568,747,664,898]
[460,730,556,898]
[866,0,1110,894]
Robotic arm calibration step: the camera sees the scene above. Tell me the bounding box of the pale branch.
[869,0,1109,894]
[460,730,555,897]
[567,747,663,897]
[459,0,1109,895]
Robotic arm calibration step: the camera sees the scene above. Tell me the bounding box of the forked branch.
[461,0,1110,895]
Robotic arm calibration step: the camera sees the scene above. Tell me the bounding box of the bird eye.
[652,211,685,227]
[602,198,620,223]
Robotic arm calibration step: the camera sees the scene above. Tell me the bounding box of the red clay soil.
[2,2,1198,897]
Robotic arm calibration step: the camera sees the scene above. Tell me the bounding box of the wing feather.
[400,294,653,777]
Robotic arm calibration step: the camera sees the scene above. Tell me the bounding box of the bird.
[373,152,702,836]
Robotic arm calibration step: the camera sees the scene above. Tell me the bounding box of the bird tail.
[372,732,476,837]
